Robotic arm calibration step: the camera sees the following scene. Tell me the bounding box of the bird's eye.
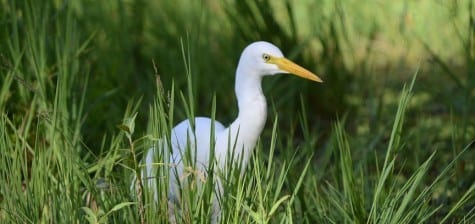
[262,54,271,62]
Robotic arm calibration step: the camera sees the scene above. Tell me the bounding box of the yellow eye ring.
[262,54,271,62]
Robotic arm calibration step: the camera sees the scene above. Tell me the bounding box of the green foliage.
[1,0,474,223]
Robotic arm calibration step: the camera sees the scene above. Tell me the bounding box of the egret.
[134,41,322,222]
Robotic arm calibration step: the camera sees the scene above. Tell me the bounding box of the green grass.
[1,0,474,223]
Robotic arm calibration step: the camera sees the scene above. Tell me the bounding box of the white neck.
[216,67,267,170]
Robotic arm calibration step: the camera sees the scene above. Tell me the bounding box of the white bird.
[134,41,322,222]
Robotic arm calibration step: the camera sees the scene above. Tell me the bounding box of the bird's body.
[134,41,322,222]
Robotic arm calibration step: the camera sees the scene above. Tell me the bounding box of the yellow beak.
[269,57,323,83]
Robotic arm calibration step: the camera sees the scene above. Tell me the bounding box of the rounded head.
[237,41,323,82]
[238,41,285,76]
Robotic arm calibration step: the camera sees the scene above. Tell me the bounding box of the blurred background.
[1,0,474,222]
[4,0,468,149]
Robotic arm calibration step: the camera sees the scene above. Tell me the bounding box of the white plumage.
[134,41,322,221]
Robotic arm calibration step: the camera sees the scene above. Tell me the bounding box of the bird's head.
[238,41,323,82]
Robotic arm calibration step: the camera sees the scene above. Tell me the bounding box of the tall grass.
[1,0,474,223]
[1,0,89,222]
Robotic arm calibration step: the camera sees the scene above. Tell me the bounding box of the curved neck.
[234,71,267,145]
[217,68,267,169]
